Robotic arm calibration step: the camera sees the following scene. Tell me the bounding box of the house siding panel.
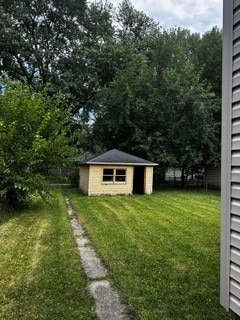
[233,57,240,72]
[234,0,240,8]
[232,215,240,232]
[232,151,240,166]
[234,27,240,41]
[232,172,240,183]
[222,1,240,315]
[230,279,240,299]
[231,262,240,281]
[231,230,240,249]
[233,74,240,88]
[232,199,240,216]
[231,248,240,265]
[232,135,240,150]
[233,103,240,117]
[233,119,240,135]
[234,12,240,26]
[232,184,240,198]
[230,294,240,315]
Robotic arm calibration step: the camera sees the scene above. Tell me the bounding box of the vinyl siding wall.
[221,0,240,315]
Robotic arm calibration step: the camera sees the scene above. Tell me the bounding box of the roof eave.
[85,162,158,166]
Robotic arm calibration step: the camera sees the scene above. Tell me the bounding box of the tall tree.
[90,49,155,155]
[195,27,222,164]
[196,27,222,98]
[116,0,159,49]
[146,28,200,81]
[159,62,219,185]
[90,24,219,184]
[0,0,113,114]
[0,0,86,84]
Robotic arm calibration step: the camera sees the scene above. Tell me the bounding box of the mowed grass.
[66,188,235,320]
[0,189,97,320]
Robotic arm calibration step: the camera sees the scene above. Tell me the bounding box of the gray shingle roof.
[77,149,158,166]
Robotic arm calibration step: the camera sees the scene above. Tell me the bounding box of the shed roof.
[77,149,158,166]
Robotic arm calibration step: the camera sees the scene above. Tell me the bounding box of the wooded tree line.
[0,0,222,205]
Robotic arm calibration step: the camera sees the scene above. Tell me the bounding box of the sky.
[108,0,223,34]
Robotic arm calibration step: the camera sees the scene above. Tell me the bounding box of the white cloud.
[107,0,222,33]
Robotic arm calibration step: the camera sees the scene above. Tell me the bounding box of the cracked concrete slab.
[89,280,131,320]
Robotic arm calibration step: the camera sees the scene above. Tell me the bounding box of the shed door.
[133,166,145,194]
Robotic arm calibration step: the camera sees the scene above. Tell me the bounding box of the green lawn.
[0,189,97,320]
[66,188,235,320]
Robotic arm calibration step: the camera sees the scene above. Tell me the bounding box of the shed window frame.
[102,168,127,184]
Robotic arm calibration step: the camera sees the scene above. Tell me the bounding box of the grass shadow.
[0,196,48,226]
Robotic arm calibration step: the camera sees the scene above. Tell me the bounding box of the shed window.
[102,168,126,183]
[115,169,126,182]
[103,168,114,182]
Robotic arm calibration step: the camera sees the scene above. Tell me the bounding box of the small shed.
[76,149,158,196]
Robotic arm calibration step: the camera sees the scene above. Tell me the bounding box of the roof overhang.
[79,162,158,166]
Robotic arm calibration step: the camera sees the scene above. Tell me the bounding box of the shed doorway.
[133,166,145,194]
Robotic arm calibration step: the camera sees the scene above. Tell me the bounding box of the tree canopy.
[0,0,223,190]
[88,23,222,175]
[0,0,113,114]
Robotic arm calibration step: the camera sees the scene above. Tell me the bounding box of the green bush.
[0,80,74,208]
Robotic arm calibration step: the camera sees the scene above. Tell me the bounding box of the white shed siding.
[79,166,90,194]
[88,165,134,196]
[221,0,240,314]
[145,166,153,195]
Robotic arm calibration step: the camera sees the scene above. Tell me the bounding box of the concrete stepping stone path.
[65,198,131,320]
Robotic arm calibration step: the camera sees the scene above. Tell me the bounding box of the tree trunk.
[6,188,19,209]
[181,167,185,189]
